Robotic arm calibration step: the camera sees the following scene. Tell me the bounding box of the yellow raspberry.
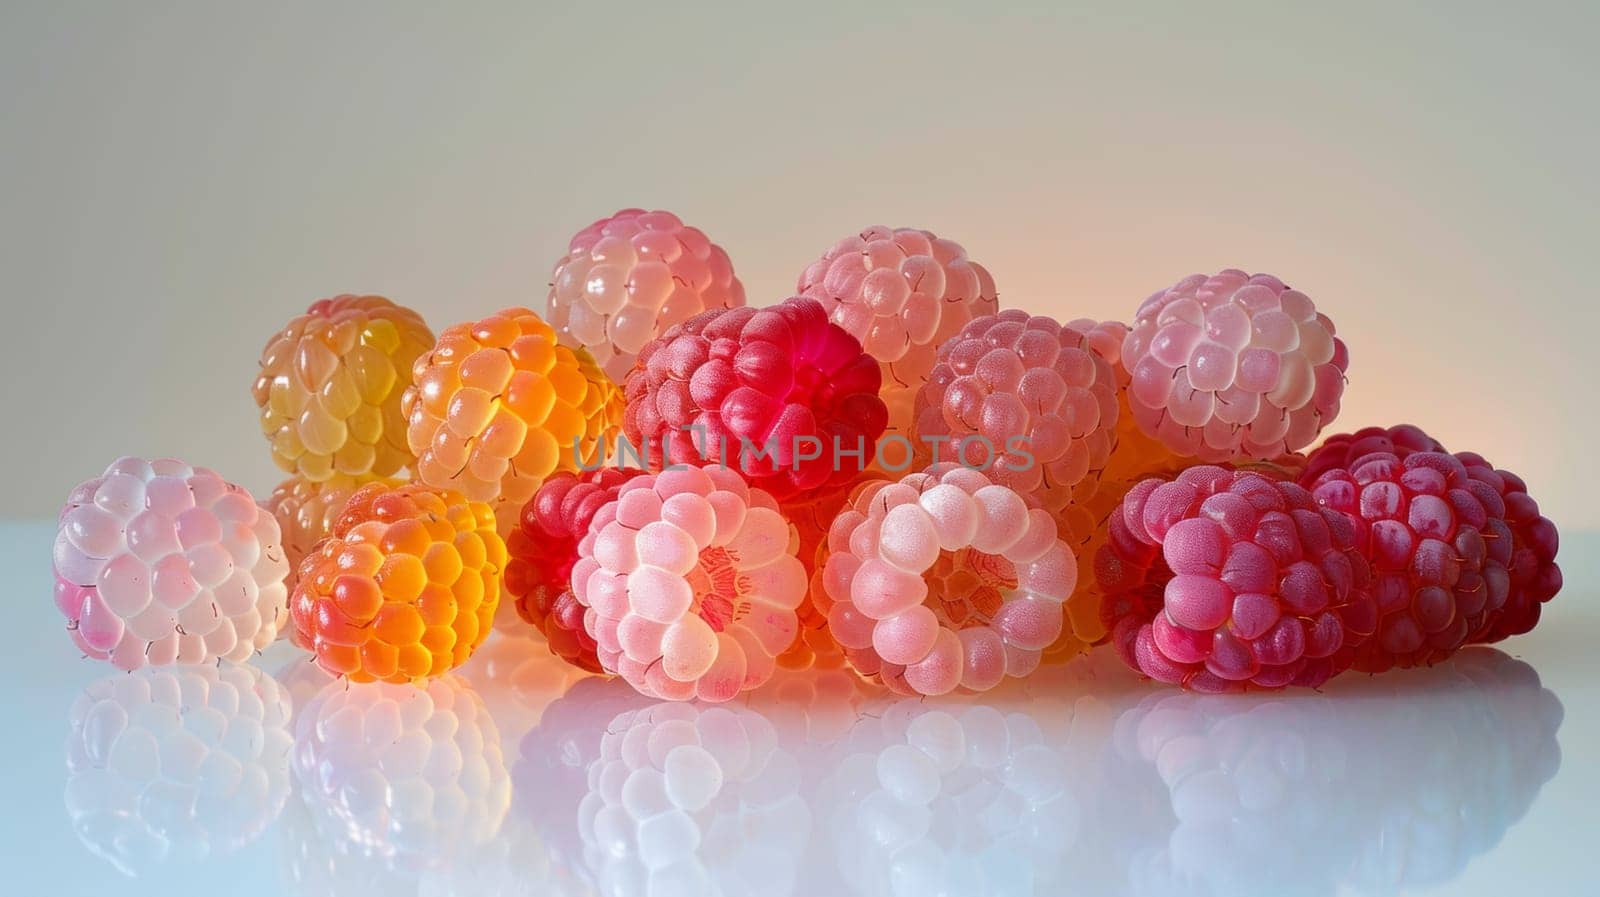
[289,481,505,683]
[263,473,402,591]
[403,306,623,531]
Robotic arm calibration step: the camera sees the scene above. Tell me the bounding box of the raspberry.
[404,306,624,531]
[1301,423,1445,483]
[293,675,511,868]
[1451,452,1561,641]
[1308,451,1512,670]
[548,208,747,382]
[1123,270,1348,461]
[798,226,999,436]
[264,473,401,592]
[289,481,506,682]
[504,467,645,672]
[623,297,888,501]
[65,663,292,875]
[573,466,807,701]
[578,702,808,897]
[818,464,1078,696]
[253,294,435,481]
[774,477,863,672]
[914,310,1121,515]
[53,457,290,669]
[1101,465,1377,692]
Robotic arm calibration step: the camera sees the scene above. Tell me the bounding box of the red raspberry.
[1101,465,1377,691]
[1301,423,1445,483]
[1452,452,1561,641]
[622,297,888,501]
[503,467,643,673]
[1308,451,1511,670]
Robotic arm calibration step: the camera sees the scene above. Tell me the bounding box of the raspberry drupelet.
[1101,465,1378,692]
[289,481,506,683]
[53,457,291,670]
[504,467,645,673]
[818,464,1078,696]
[253,295,435,481]
[547,208,747,383]
[1301,423,1445,483]
[571,465,808,702]
[798,226,999,437]
[1122,270,1348,461]
[622,296,888,502]
[405,307,624,532]
[264,473,401,592]
[913,310,1121,516]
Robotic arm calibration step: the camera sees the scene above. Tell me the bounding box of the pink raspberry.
[53,457,291,670]
[1451,452,1561,641]
[548,208,746,382]
[1123,270,1348,461]
[797,226,999,436]
[1102,465,1377,692]
[1301,423,1444,483]
[623,297,888,501]
[504,467,645,673]
[1308,451,1512,671]
[571,466,808,702]
[817,464,1078,696]
[914,310,1120,514]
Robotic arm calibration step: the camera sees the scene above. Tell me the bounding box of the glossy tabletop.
[2,520,1594,896]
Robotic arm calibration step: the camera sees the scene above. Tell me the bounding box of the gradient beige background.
[2,1,1596,526]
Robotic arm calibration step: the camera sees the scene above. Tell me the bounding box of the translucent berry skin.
[254,295,435,481]
[818,463,1078,696]
[915,310,1120,515]
[293,676,510,866]
[66,663,292,875]
[1309,451,1512,671]
[504,467,645,673]
[623,297,889,501]
[264,473,401,592]
[1451,452,1561,642]
[573,466,808,702]
[1301,423,1445,484]
[53,457,291,670]
[548,208,747,383]
[1102,465,1378,692]
[1123,270,1348,461]
[404,306,624,531]
[798,226,999,436]
[289,481,506,683]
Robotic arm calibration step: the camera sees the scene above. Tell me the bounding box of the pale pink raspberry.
[818,464,1078,696]
[798,226,999,436]
[914,310,1120,514]
[572,465,807,702]
[1123,270,1348,461]
[549,208,746,382]
[53,457,291,670]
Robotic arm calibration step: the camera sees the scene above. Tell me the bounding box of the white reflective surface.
[3,521,1595,896]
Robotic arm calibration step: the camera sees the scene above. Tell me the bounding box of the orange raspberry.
[289,481,505,683]
[403,307,623,531]
[253,295,435,481]
[263,473,402,591]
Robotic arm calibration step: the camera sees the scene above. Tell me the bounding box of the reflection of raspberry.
[580,702,809,897]
[798,226,999,436]
[1451,453,1561,641]
[1301,423,1444,484]
[914,310,1120,514]
[548,208,747,382]
[1103,466,1377,692]
[289,481,505,682]
[504,467,644,672]
[53,457,290,669]
[66,663,292,875]
[264,474,400,591]
[293,676,510,868]
[253,295,434,481]
[1308,451,1511,670]
[404,307,624,530]
[574,466,807,701]
[623,297,888,501]
[818,464,1077,696]
[1123,270,1347,461]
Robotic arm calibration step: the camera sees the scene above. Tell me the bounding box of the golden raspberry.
[403,307,623,531]
[263,474,402,591]
[253,295,435,481]
[289,482,505,683]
